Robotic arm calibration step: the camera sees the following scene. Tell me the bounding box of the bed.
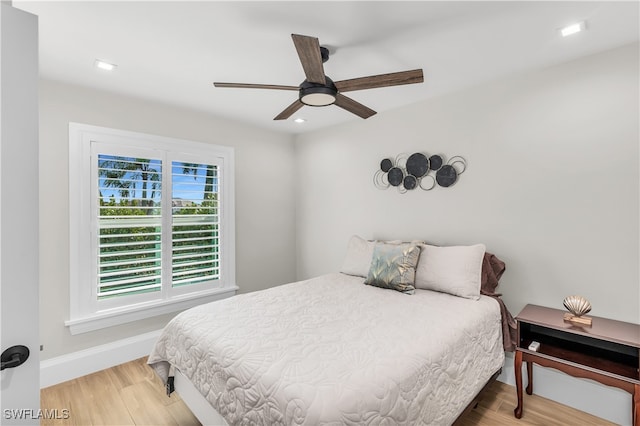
[148,238,513,425]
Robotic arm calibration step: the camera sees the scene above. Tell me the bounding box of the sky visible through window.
[97,155,217,205]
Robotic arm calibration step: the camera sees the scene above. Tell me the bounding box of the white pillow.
[414,243,486,300]
[340,235,376,277]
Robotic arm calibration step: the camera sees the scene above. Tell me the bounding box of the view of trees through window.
[97,155,219,300]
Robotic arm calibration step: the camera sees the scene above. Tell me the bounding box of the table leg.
[526,360,533,395]
[514,350,523,419]
[633,383,639,426]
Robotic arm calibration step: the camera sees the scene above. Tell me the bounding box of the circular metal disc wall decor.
[435,165,457,187]
[387,167,404,187]
[406,153,429,177]
[403,175,417,190]
[448,156,467,174]
[419,175,436,191]
[373,168,389,189]
[374,152,467,193]
[380,158,393,173]
[429,155,443,170]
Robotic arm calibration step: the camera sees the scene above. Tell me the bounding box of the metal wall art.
[374,153,467,193]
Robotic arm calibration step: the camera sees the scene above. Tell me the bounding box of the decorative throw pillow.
[364,243,421,294]
[340,235,376,277]
[414,243,486,300]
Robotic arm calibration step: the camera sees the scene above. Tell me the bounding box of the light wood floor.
[41,357,616,426]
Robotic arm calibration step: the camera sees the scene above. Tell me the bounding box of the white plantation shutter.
[171,162,220,287]
[95,155,224,300]
[97,155,163,299]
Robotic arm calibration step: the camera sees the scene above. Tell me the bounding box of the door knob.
[1,345,29,370]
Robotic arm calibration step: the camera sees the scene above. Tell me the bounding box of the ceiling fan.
[213,34,424,121]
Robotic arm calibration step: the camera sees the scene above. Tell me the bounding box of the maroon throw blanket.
[481,252,517,352]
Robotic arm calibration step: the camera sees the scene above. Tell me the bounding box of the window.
[67,123,236,334]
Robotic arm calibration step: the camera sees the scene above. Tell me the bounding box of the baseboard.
[40,329,163,388]
[498,352,631,426]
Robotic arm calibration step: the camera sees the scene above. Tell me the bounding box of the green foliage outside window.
[97,155,219,299]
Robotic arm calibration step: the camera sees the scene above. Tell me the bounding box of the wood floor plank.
[165,399,202,426]
[456,407,519,426]
[40,358,616,426]
[120,380,180,425]
[487,381,616,426]
[40,381,79,426]
[106,356,155,389]
[74,371,134,425]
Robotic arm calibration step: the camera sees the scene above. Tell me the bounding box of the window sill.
[65,285,239,335]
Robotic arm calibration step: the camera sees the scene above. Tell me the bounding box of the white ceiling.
[14,1,640,134]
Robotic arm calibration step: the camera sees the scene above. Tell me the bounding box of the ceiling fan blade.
[334,94,376,119]
[291,34,326,84]
[334,69,424,92]
[274,99,304,120]
[214,82,299,91]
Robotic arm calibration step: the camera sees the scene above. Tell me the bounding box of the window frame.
[67,123,236,335]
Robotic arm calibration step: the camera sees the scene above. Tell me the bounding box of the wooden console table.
[513,304,640,425]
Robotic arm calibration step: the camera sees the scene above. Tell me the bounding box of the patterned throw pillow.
[364,243,421,294]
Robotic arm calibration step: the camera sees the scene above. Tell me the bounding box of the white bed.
[148,272,505,425]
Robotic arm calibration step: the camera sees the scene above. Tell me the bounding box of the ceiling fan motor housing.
[299,76,338,106]
[319,46,330,63]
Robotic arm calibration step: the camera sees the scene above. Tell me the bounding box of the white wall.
[295,43,639,323]
[39,80,297,359]
[294,43,638,424]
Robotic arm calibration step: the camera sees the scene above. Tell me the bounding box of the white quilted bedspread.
[148,273,504,425]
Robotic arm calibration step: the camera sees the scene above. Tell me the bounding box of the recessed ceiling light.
[560,21,586,37]
[94,59,117,71]
[294,118,307,124]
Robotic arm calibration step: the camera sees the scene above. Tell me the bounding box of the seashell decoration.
[563,295,592,317]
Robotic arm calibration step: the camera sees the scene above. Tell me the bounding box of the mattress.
[148,273,505,425]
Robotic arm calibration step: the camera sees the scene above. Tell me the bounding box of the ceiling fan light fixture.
[300,86,337,106]
[301,92,336,106]
[299,78,338,106]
